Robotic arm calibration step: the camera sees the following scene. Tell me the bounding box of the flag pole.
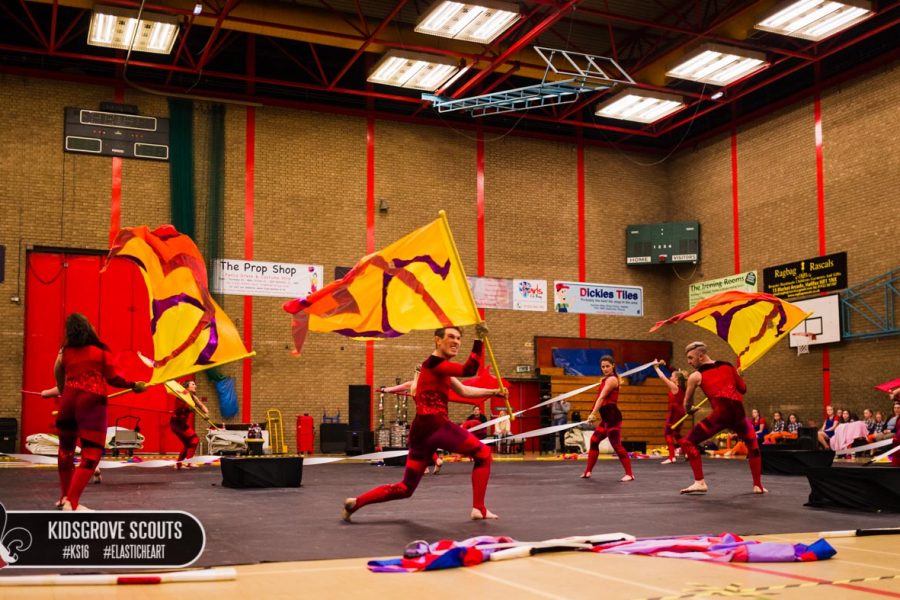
[437,210,513,418]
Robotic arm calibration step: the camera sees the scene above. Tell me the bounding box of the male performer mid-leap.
[342,324,505,522]
[679,341,766,495]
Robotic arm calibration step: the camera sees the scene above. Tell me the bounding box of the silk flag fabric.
[283,217,480,354]
[650,291,810,370]
[874,378,900,394]
[105,225,254,384]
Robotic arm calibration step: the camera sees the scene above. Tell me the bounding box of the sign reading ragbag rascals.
[762,251,847,299]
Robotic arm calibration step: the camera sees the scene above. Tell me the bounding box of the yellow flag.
[651,291,810,370]
[283,215,480,354]
[105,225,254,383]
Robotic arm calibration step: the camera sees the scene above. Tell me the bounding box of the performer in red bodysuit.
[40,313,146,511]
[342,325,506,522]
[653,361,687,464]
[380,367,442,475]
[581,356,634,482]
[170,380,209,469]
[678,341,766,494]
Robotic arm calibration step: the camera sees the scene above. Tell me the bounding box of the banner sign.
[553,281,643,316]
[762,251,847,299]
[689,271,758,307]
[0,504,204,569]
[512,279,547,312]
[467,277,512,310]
[212,259,323,299]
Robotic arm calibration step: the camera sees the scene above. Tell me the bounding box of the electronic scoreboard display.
[626,221,700,265]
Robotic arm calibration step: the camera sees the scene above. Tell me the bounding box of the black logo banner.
[762,251,847,299]
[0,503,204,569]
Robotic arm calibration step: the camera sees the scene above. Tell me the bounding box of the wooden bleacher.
[542,367,669,448]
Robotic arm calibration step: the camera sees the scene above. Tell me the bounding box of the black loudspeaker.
[0,418,17,454]
[346,430,375,455]
[348,385,371,431]
[320,423,349,453]
[622,441,647,453]
[220,456,303,488]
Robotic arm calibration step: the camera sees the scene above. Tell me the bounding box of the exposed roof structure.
[1,0,897,151]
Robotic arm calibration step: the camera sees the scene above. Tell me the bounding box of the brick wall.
[1,65,898,452]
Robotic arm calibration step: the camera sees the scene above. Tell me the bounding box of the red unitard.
[583,375,633,478]
[679,361,762,488]
[170,397,199,463]
[349,341,494,517]
[56,346,135,508]
[665,388,686,460]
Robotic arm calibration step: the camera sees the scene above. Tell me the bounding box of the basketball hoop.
[792,332,817,356]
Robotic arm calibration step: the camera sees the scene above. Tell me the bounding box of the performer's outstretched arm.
[449,377,506,400]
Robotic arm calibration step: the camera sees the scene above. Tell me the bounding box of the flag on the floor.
[367,536,514,573]
[650,291,810,370]
[105,225,254,383]
[283,216,480,355]
[594,533,836,562]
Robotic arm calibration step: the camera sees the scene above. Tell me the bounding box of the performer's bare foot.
[680,480,708,494]
[341,498,356,522]
[620,474,634,482]
[174,462,184,470]
[753,485,769,494]
[660,458,675,464]
[432,458,442,475]
[92,469,102,484]
[579,471,591,479]
[62,500,94,512]
[470,508,499,520]
[55,496,66,509]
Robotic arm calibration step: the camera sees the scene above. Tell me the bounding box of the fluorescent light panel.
[755,0,872,41]
[595,89,685,124]
[415,0,519,44]
[666,44,767,86]
[368,51,461,92]
[88,5,178,54]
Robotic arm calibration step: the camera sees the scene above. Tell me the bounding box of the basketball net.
[793,332,816,356]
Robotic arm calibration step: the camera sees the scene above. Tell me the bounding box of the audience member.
[818,405,838,449]
[751,408,768,442]
[867,410,886,442]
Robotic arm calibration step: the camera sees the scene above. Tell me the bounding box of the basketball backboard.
[788,294,841,348]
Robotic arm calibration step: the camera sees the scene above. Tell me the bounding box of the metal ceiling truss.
[1,0,898,151]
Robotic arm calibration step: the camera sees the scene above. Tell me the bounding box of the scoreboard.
[626,221,700,265]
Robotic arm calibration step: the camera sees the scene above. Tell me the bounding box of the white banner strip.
[834,437,893,456]
[505,421,588,442]
[869,443,900,463]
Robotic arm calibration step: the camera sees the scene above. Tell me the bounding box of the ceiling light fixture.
[755,0,872,41]
[666,44,767,86]
[88,5,179,54]
[594,88,685,124]
[368,50,461,92]
[415,0,519,44]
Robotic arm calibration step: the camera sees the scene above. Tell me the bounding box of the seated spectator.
[763,411,792,444]
[786,413,801,436]
[863,408,875,433]
[842,409,858,423]
[867,410,886,442]
[818,405,838,449]
[875,402,900,441]
[751,408,768,441]
[463,406,489,440]
[494,410,511,437]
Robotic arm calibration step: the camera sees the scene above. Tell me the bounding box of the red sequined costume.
[56,346,135,509]
[348,340,493,517]
[170,396,200,465]
[583,375,633,478]
[679,361,762,488]
[665,388,686,460]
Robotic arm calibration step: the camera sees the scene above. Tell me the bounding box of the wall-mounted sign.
[467,277,512,310]
[512,279,547,312]
[553,281,643,316]
[689,270,757,307]
[212,259,323,299]
[763,251,847,299]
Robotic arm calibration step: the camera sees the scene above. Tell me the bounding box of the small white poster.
[688,270,758,307]
[467,276,512,310]
[512,279,547,312]
[212,259,323,299]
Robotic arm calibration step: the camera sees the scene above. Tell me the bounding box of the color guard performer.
[653,361,687,464]
[581,355,634,482]
[342,325,505,522]
[678,341,766,494]
[170,380,209,469]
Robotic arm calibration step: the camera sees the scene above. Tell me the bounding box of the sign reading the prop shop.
[762,252,847,299]
[553,281,643,316]
[213,259,323,299]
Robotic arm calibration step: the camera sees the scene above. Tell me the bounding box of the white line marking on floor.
[532,556,681,595]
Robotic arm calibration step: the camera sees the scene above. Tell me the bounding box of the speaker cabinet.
[346,430,375,455]
[348,385,371,431]
[320,423,349,454]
